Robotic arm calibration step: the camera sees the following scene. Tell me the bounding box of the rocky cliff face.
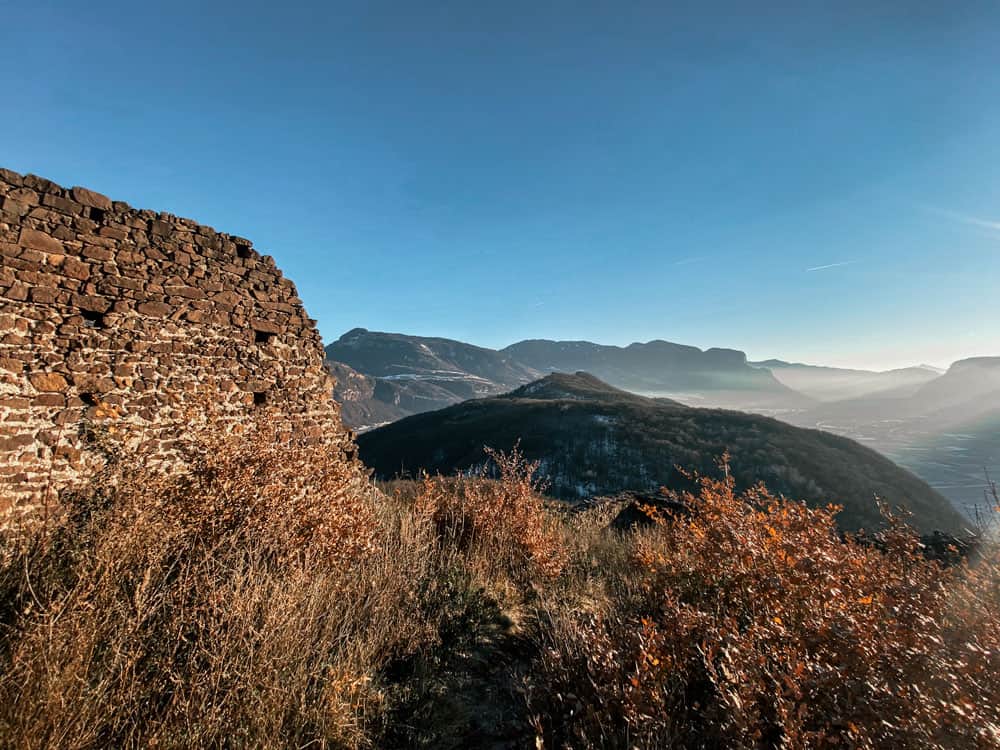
[328,328,539,387]
[328,360,409,430]
[0,168,358,514]
[326,328,541,428]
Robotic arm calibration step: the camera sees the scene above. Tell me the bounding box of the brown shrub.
[3,429,997,749]
[0,419,438,749]
[412,445,567,581]
[526,464,1000,749]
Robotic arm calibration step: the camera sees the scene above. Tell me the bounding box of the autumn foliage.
[0,421,393,748]
[1,429,998,748]
[412,445,567,580]
[527,465,1000,749]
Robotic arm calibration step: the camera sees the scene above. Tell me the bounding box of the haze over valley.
[6,2,1000,745]
[329,328,999,520]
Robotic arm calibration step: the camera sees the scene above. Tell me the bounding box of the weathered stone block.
[71,186,113,211]
[62,258,90,280]
[165,285,204,300]
[149,219,172,236]
[29,288,58,305]
[51,225,78,241]
[82,245,114,261]
[32,394,66,407]
[72,294,112,313]
[9,187,39,205]
[0,434,34,451]
[22,174,57,192]
[2,198,32,218]
[136,301,172,317]
[251,318,282,334]
[98,225,129,241]
[0,168,24,185]
[18,227,64,254]
[6,283,29,301]
[42,193,82,214]
[29,372,68,392]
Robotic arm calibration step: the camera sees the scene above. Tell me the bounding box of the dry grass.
[0,421,437,749]
[1,429,998,749]
[411,445,568,582]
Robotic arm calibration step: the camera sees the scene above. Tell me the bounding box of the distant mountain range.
[503,339,809,409]
[788,357,1000,427]
[326,328,540,429]
[750,359,941,402]
[357,372,966,534]
[328,328,998,516]
[783,357,1000,515]
[327,329,811,429]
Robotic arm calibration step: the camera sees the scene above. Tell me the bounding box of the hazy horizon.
[4,1,998,372]
[326,324,990,374]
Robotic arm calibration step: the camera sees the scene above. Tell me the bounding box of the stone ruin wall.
[0,167,356,515]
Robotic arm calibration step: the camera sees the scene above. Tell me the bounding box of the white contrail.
[806,260,857,272]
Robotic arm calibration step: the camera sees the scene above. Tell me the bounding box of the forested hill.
[359,372,967,534]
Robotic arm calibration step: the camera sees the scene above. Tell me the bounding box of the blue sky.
[3,1,998,370]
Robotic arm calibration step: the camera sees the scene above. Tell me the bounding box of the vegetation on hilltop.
[1,419,997,749]
[359,372,967,533]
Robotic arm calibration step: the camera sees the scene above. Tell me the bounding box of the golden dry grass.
[1,427,997,749]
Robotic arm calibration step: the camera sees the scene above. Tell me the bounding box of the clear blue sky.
[3,1,998,370]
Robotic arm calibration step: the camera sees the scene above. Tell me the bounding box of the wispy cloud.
[806,260,857,273]
[669,256,706,267]
[922,205,1000,232]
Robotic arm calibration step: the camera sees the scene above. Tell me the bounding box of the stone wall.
[0,167,355,514]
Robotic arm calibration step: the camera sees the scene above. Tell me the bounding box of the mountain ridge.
[326,328,541,428]
[327,329,815,429]
[750,359,941,402]
[502,338,808,409]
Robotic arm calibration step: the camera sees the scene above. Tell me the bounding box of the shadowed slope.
[358,373,965,533]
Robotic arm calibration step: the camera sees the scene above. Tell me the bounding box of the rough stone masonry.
[0,167,356,515]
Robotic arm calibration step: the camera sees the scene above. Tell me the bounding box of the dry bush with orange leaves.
[412,445,567,580]
[66,414,378,567]
[2,419,998,749]
[0,417,442,749]
[527,464,1000,749]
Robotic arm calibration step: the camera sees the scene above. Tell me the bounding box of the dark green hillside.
[358,373,966,533]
